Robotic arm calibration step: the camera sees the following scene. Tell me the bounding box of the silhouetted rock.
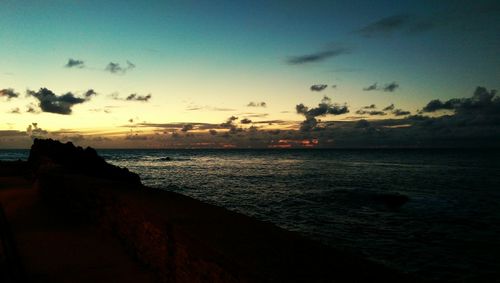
[28,138,141,186]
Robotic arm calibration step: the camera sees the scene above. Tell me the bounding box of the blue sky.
[0,0,499,148]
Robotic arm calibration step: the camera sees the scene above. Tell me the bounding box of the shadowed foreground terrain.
[0,139,415,282]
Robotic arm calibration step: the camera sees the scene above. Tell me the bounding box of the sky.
[0,0,499,148]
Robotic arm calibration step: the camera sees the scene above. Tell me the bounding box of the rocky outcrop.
[28,138,141,186]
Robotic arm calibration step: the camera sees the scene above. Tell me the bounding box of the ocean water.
[2,148,500,281]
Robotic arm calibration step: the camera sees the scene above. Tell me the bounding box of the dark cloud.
[383,82,399,92]
[358,14,411,37]
[247,102,267,107]
[105,60,136,74]
[287,47,350,65]
[220,116,239,128]
[84,89,97,98]
[296,96,349,131]
[392,109,411,116]
[65,58,84,68]
[383,104,395,111]
[26,88,93,115]
[310,84,328,92]
[422,99,456,112]
[357,14,441,38]
[363,82,399,92]
[126,93,151,102]
[356,109,386,116]
[240,118,252,124]
[0,88,19,99]
[26,104,39,114]
[363,104,377,109]
[239,113,269,118]
[422,87,499,121]
[363,83,378,91]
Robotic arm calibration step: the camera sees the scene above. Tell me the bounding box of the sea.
[1,148,499,281]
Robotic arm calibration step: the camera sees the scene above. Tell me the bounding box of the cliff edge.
[0,139,416,282]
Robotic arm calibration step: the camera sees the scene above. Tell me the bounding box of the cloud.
[240,118,252,124]
[84,89,97,98]
[135,122,221,131]
[363,83,378,91]
[392,109,411,116]
[187,105,236,111]
[0,88,19,99]
[287,46,350,65]
[239,113,269,118]
[65,58,84,68]
[296,96,349,131]
[363,104,377,109]
[355,109,386,116]
[105,60,136,74]
[310,84,328,92]
[126,93,151,102]
[383,104,395,111]
[247,102,267,107]
[357,14,441,38]
[27,88,93,115]
[383,82,399,92]
[422,86,499,118]
[363,82,400,92]
[220,116,238,128]
[357,14,411,37]
[26,103,39,114]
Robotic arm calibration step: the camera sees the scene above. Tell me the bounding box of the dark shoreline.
[0,139,417,282]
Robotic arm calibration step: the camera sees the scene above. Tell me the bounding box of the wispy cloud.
[363,83,378,91]
[126,93,151,102]
[247,101,267,107]
[186,105,236,111]
[287,46,350,65]
[363,82,400,92]
[105,60,136,74]
[357,14,411,37]
[383,82,400,92]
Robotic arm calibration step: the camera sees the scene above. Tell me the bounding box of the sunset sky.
[1,0,499,148]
